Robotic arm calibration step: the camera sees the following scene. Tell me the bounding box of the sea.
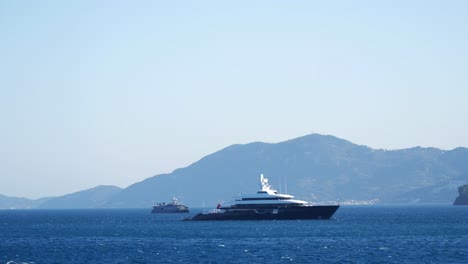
[1,205,467,264]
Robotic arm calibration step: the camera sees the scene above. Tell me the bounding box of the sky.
[1,0,467,199]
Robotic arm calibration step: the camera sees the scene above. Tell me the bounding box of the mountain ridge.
[38,185,122,209]
[1,134,467,209]
[103,134,468,208]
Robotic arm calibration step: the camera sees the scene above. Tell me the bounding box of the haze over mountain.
[37,185,122,209]
[0,194,51,209]
[0,186,121,209]
[104,134,467,208]
[1,134,467,209]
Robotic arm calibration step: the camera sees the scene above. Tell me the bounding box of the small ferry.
[152,197,189,213]
[184,174,339,221]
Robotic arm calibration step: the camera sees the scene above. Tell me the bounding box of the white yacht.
[185,174,339,221]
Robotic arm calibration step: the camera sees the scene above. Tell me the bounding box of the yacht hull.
[186,205,339,221]
[152,204,189,213]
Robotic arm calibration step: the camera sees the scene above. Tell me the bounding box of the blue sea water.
[1,206,467,263]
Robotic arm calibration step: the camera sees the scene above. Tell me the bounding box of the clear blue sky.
[1,1,467,199]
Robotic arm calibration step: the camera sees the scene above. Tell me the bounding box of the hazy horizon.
[1,1,467,199]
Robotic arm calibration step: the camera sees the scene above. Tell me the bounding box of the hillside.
[0,195,50,209]
[453,184,468,205]
[2,134,467,209]
[104,134,468,208]
[38,185,122,209]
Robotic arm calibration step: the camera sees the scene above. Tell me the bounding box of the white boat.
[185,174,339,221]
[152,197,189,213]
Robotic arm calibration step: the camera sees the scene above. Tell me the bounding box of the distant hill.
[104,134,468,208]
[38,185,122,209]
[2,134,467,209]
[0,194,50,209]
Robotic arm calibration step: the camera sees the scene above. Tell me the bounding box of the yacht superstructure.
[185,174,339,221]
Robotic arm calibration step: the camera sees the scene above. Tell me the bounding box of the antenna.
[285,175,288,194]
[278,174,282,193]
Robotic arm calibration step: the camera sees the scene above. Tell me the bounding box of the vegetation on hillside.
[458,184,468,195]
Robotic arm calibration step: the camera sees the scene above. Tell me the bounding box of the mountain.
[104,134,468,208]
[0,194,51,209]
[38,185,122,209]
[453,184,468,205]
[3,134,467,209]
